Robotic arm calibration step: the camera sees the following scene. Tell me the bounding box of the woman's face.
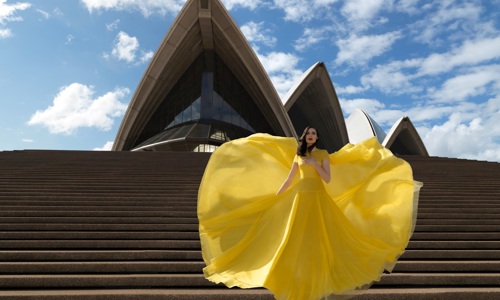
[305,128,318,145]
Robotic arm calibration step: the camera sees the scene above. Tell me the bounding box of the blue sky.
[1,0,499,162]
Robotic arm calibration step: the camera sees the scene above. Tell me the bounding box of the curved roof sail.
[112,0,295,151]
[284,62,349,152]
[345,109,387,144]
[383,116,429,156]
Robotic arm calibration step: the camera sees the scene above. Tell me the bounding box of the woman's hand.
[302,157,318,166]
[303,156,331,183]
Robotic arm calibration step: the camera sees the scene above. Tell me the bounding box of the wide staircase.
[0,150,498,299]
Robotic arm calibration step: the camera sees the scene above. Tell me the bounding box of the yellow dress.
[198,133,422,300]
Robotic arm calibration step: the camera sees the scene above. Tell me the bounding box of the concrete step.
[408,241,500,249]
[0,210,198,218]
[0,289,273,300]
[0,261,497,274]
[0,261,205,274]
[418,208,500,213]
[352,288,500,300]
[411,232,500,240]
[416,219,500,225]
[2,249,497,262]
[379,273,500,286]
[401,250,500,259]
[0,273,498,288]
[0,274,214,288]
[0,150,498,299]
[0,217,198,224]
[0,250,202,261]
[0,240,201,250]
[414,225,500,232]
[2,240,498,250]
[393,261,500,272]
[0,223,200,231]
[0,231,200,240]
[416,213,500,219]
[0,199,197,207]
[3,231,499,241]
[0,288,499,300]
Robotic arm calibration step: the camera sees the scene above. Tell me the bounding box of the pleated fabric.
[197,133,422,300]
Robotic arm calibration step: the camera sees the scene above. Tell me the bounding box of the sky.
[1,0,499,162]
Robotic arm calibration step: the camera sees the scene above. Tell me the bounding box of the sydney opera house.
[2,1,499,299]
[112,0,428,156]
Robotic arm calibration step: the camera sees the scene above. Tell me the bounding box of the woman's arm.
[303,157,331,183]
[276,162,299,194]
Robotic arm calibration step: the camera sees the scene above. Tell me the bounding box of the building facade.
[113,0,428,156]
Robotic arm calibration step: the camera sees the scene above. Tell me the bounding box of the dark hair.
[297,126,319,156]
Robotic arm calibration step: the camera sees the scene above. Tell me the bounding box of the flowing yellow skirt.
[198,134,422,300]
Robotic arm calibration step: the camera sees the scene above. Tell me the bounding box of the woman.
[277,126,330,195]
[198,127,422,300]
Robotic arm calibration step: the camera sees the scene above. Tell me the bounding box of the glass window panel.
[164,127,181,139]
[232,108,240,127]
[134,53,203,147]
[222,97,232,123]
[193,144,218,153]
[192,97,201,119]
[201,72,213,119]
[189,122,210,138]
[182,104,192,123]
[171,124,194,139]
[210,130,225,141]
[212,91,222,120]
[213,53,267,135]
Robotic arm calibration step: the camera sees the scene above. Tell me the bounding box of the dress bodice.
[294,150,329,191]
[294,150,329,179]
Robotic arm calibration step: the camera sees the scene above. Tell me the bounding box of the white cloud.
[394,0,420,14]
[361,59,422,94]
[94,141,114,151]
[257,51,303,99]
[36,9,50,20]
[111,31,139,63]
[418,37,500,76]
[28,83,129,135]
[65,34,75,44]
[406,104,457,123]
[0,0,30,37]
[430,65,500,103]
[240,21,277,47]
[140,50,154,64]
[397,96,500,162]
[340,0,390,31]
[80,0,185,17]
[335,31,402,66]
[339,98,385,116]
[360,37,500,96]
[335,84,368,95]
[294,26,331,52]
[21,139,33,143]
[53,7,63,16]
[106,19,120,31]
[258,51,300,74]
[107,31,152,64]
[0,27,11,38]
[339,94,500,162]
[222,0,263,10]
[272,0,338,22]
[422,96,500,162]
[341,0,386,22]
[0,0,30,24]
[411,1,484,45]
